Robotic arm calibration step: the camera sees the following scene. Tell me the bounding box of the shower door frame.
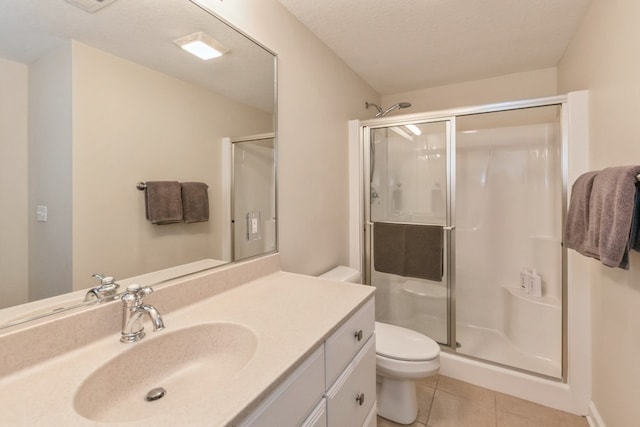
[360,94,569,381]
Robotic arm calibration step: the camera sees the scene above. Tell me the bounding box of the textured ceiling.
[277,0,591,95]
[0,0,275,112]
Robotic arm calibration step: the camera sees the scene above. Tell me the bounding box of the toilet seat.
[376,353,440,379]
[375,321,440,361]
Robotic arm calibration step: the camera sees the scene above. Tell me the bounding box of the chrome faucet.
[84,273,120,301]
[120,284,165,343]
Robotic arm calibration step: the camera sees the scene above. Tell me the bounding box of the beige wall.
[71,41,272,290]
[0,58,28,309]
[382,67,558,113]
[192,1,556,277]
[558,1,640,426]
[195,0,380,276]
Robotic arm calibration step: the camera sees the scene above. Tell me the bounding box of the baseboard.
[587,401,605,427]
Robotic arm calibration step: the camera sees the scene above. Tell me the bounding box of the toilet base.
[376,376,418,425]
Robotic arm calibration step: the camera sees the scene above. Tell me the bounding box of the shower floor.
[391,314,561,379]
[456,323,561,378]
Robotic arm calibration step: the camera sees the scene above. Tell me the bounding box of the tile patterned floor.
[376,375,589,427]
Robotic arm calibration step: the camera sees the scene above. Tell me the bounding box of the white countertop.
[0,271,374,426]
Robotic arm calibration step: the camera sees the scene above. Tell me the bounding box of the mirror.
[0,0,277,327]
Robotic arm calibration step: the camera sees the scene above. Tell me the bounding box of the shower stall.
[362,99,565,380]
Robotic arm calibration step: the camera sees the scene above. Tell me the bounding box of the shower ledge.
[502,285,561,308]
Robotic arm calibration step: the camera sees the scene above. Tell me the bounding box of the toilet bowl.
[375,321,440,424]
[319,266,441,425]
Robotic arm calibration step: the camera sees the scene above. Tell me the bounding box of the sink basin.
[74,322,257,423]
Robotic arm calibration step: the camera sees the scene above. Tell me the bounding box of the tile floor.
[376,375,589,427]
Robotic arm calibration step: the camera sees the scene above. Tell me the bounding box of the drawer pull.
[354,330,363,341]
[356,393,365,406]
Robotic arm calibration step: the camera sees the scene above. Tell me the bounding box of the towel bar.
[136,182,147,190]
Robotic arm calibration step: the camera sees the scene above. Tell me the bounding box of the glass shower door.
[455,106,563,378]
[232,136,276,261]
[366,120,451,345]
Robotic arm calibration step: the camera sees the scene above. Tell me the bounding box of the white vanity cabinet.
[241,298,376,427]
[324,297,376,427]
[301,399,327,427]
[240,346,326,426]
[325,337,376,426]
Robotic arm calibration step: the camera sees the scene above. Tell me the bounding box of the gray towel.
[181,182,209,223]
[564,171,598,256]
[565,166,640,269]
[630,184,640,252]
[144,181,183,224]
[373,222,443,281]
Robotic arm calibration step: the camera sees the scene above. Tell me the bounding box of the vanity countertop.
[0,271,374,426]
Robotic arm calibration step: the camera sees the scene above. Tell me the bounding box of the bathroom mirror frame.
[0,0,278,330]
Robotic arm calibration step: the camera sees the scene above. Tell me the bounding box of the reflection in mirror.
[0,0,277,327]
[230,134,277,261]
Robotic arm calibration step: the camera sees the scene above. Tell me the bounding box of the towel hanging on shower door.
[373,222,443,282]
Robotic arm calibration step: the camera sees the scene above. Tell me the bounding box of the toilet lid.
[375,321,440,361]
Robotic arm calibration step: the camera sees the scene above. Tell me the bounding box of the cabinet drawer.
[325,298,375,386]
[301,398,327,427]
[325,336,376,427]
[240,345,325,427]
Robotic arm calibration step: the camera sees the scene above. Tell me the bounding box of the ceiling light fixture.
[174,32,229,60]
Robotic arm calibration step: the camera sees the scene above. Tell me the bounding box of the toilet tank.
[319,266,361,283]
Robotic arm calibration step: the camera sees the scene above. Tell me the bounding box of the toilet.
[319,266,441,425]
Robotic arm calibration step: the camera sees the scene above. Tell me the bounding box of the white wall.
[0,58,28,309]
[71,41,272,290]
[194,0,380,276]
[558,1,640,426]
[28,42,74,301]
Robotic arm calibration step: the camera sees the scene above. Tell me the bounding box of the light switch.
[36,205,48,222]
[246,211,261,240]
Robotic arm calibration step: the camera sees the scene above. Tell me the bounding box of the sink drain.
[145,387,166,402]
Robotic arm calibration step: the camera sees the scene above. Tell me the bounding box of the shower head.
[366,101,412,117]
[379,102,411,117]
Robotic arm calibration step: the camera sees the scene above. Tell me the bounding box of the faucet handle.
[85,273,120,301]
[92,273,115,286]
[121,284,153,304]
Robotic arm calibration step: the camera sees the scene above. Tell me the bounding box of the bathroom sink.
[74,322,257,423]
